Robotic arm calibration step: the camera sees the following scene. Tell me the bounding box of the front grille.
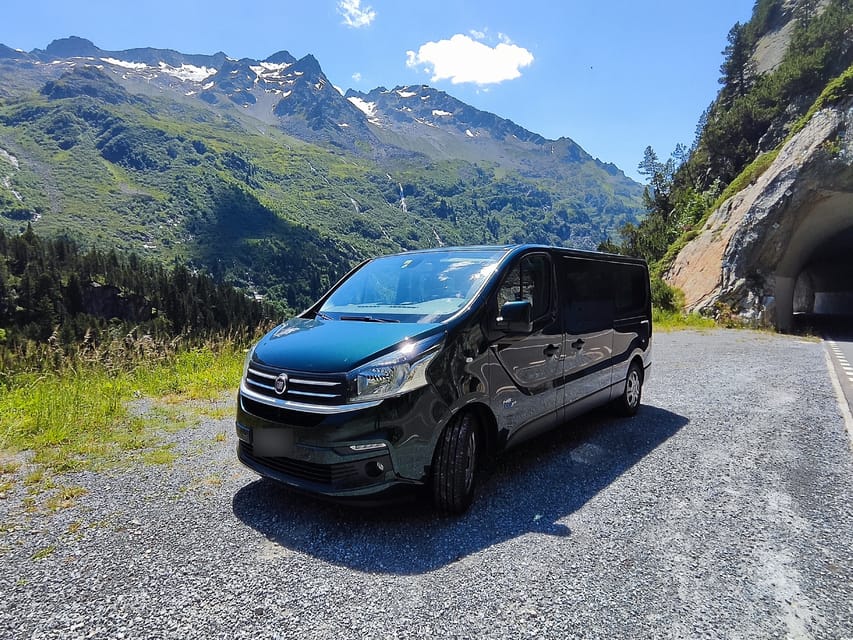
[239,441,385,488]
[240,396,326,428]
[246,363,347,406]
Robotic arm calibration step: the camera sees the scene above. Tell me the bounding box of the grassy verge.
[653,307,718,331]
[0,343,246,475]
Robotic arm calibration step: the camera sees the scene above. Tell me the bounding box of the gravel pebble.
[1,329,851,639]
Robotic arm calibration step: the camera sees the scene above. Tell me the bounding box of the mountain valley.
[0,37,643,311]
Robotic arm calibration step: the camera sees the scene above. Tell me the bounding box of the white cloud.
[469,29,486,40]
[338,0,376,28]
[406,34,533,85]
[352,72,362,82]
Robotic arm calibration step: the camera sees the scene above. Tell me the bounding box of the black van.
[236,245,651,513]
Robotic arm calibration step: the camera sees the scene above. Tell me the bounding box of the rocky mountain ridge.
[0,37,644,310]
[1,36,633,182]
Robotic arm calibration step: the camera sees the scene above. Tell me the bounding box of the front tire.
[615,361,643,417]
[432,412,480,514]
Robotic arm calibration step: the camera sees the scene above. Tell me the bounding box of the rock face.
[665,99,853,329]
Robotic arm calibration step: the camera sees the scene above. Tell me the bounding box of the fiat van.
[236,245,651,513]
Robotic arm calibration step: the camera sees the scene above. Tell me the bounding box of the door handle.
[543,344,561,357]
[571,338,585,350]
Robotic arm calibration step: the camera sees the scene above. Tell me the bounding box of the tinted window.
[497,253,552,320]
[559,257,614,333]
[613,263,648,317]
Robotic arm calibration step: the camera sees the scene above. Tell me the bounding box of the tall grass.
[652,307,717,331]
[0,333,247,473]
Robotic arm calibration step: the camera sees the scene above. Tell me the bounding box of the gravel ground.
[1,329,852,639]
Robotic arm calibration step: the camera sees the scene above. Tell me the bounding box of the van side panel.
[557,256,615,408]
[488,252,564,447]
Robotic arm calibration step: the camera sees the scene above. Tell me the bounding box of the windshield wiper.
[315,311,333,321]
[340,315,399,323]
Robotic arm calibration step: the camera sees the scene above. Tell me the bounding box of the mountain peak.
[265,50,297,65]
[44,36,101,58]
[294,54,322,76]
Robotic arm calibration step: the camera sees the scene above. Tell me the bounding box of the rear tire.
[432,412,480,514]
[615,361,643,417]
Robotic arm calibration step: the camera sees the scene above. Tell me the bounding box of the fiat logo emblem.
[274,373,288,395]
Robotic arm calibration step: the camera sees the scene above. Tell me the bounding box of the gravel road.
[1,330,852,639]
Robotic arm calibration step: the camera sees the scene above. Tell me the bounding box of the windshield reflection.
[320,249,507,323]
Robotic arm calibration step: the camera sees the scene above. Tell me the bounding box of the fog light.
[349,442,386,452]
[365,461,385,477]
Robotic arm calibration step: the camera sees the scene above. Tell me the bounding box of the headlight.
[350,335,442,402]
[242,344,256,381]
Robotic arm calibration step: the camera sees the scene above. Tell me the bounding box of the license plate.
[253,427,294,457]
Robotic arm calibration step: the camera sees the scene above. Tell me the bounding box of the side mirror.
[497,300,533,334]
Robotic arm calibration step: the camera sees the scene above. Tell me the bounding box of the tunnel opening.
[773,192,853,334]
[790,224,853,335]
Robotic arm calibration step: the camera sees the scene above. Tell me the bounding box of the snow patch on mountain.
[432,110,452,117]
[250,61,292,81]
[348,96,376,118]
[158,62,216,82]
[101,58,148,70]
[397,89,417,98]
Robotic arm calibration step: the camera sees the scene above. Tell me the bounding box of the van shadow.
[231,405,687,575]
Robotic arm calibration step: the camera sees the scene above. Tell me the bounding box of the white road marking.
[824,350,853,449]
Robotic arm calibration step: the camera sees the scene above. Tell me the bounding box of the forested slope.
[603,0,852,309]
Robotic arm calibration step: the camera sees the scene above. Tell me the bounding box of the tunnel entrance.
[773,191,853,334]
[791,225,853,334]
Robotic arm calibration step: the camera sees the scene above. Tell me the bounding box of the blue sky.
[3,0,754,182]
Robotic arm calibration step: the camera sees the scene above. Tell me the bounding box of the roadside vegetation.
[0,226,271,505]
[0,339,248,512]
[600,0,852,320]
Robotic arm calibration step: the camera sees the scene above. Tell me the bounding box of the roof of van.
[383,244,648,266]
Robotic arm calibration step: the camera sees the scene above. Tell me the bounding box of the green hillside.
[0,66,641,312]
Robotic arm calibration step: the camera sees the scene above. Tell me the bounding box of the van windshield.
[319,249,508,323]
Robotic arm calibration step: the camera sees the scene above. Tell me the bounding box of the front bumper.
[235,387,445,498]
[236,440,419,499]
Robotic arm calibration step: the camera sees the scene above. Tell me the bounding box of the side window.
[559,257,614,333]
[497,254,552,320]
[613,264,648,317]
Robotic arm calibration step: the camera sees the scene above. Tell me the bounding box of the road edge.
[824,346,853,451]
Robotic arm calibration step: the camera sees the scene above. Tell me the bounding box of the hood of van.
[252,317,444,373]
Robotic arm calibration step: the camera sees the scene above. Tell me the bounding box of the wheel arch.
[440,401,499,465]
[630,353,645,382]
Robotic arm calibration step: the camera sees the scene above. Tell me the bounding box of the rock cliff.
[665,99,853,329]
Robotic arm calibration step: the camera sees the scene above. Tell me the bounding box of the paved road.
[826,328,853,421]
[1,330,852,639]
